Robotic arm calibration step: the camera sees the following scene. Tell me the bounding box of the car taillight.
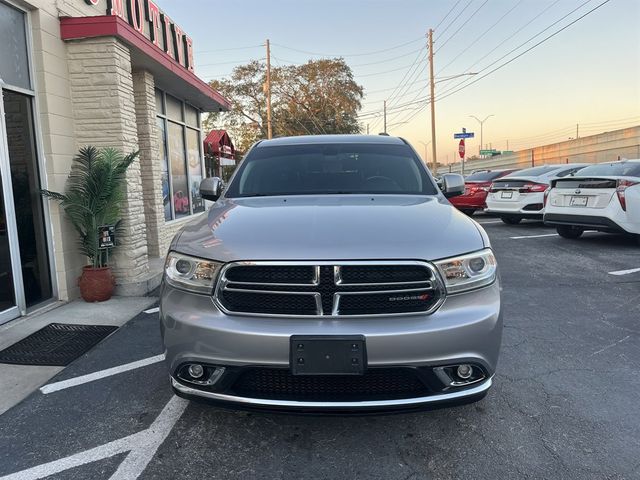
[523,182,548,193]
[616,179,638,211]
[543,187,551,206]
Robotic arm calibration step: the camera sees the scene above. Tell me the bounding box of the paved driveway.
[1,217,638,480]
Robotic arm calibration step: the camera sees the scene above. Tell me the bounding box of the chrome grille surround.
[214,261,446,318]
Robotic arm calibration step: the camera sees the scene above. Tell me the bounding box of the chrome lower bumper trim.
[171,376,493,409]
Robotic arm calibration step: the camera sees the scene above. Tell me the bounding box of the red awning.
[60,15,230,112]
[204,130,235,157]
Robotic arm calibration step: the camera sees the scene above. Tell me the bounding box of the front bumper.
[171,375,493,413]
[160,281,502,411]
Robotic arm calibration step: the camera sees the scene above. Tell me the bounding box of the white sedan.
[485,164,589,224]
[543,160,640,240]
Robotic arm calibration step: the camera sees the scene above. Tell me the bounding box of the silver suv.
[160,135,502,413]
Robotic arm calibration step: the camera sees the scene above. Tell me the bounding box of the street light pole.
[418,140,431,164]
[469,114,494,155]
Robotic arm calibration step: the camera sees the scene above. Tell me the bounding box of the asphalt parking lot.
[0,217,639,480]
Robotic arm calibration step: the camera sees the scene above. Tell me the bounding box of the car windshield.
[502,165,560,178]
[465,171,507,182]
[225,143,438,197]
[574,162,640,177]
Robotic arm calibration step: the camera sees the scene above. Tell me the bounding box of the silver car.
[160,135,502,413]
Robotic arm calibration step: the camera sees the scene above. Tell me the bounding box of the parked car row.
[449,160,640,242]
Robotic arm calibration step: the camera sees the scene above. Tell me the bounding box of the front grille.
[230,367,430,401]
[216,262,444,317]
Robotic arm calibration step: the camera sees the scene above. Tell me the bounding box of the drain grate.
[0,323,118,366]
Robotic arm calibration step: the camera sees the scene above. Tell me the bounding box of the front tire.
[556,225,584,239]
[501,216,522,225]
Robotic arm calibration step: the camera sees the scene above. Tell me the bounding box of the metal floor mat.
[0,323,118,366]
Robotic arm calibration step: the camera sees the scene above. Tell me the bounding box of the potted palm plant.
[42,146,138,302]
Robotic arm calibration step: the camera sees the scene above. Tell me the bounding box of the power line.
[434,0,491,54]
[270,47,426,68]
[270,37,423,58]
[433,0,564,90]
[433,0,465,31]
[434,0,473,42]
[196,44,264,54]
[435,0,525,76]
[386,0,613,134]
[434,0,612,104]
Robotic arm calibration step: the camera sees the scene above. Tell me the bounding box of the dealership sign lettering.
[84,0,195,72]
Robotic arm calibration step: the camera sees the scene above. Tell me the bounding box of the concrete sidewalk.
[0,296,157,415]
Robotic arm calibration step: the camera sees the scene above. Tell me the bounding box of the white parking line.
[608,267,640,276]
[144,307,159,314]
[0,396,188,480]
[39,354,166,395]
[510,233,559,239]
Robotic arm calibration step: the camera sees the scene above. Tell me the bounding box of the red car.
[450,169,518,215]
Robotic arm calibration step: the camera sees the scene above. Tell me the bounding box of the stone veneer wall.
[132,70,164,258]
[66,37,149,284]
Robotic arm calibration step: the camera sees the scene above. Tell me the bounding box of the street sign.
[458,140,465,159]
[454,127,475,139]
[480,149,498,155]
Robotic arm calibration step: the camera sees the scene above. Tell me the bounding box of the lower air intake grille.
[230,367,430,401]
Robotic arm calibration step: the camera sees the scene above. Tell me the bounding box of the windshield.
[574,162,640,177]
[225,143,438,197]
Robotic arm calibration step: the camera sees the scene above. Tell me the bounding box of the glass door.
[0,87,23,324]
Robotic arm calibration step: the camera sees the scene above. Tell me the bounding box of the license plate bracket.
[570,195,588,207]
[290,335,366,376]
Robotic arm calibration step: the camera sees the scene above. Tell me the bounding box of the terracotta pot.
[78,266,115,302]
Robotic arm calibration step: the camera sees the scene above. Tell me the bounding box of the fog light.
[457,364,473,379]
[188,364,204,379]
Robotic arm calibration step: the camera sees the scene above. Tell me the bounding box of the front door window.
[3,90,52,307]
[0,0,53,323]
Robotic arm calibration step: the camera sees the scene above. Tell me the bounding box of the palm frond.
[41,146,139,267]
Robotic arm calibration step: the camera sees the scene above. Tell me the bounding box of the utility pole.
[265,39,272,139]
[367,123,370,135]
[428,29,437,172]
[576,123,579,139]
[383,100,387,133]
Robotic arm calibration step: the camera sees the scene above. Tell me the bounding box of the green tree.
[204,58,364,153]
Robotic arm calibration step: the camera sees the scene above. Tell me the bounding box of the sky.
[161,0,640,163]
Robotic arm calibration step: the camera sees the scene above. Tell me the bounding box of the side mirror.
[200,177,223,202]
[440,173,465,198]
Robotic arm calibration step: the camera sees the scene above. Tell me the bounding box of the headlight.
[164,252,222,294]
[434,248,497,294]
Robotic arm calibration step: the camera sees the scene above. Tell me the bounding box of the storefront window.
[166,94,183,122]
[168,121,189,218]
[157,118,171,221]
[0,2,30,90]
[155,88,204,221]
[186,128,204,213]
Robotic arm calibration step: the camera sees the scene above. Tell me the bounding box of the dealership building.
[0,0,230,324]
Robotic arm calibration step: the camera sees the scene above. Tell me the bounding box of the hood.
[174,195,485,263]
